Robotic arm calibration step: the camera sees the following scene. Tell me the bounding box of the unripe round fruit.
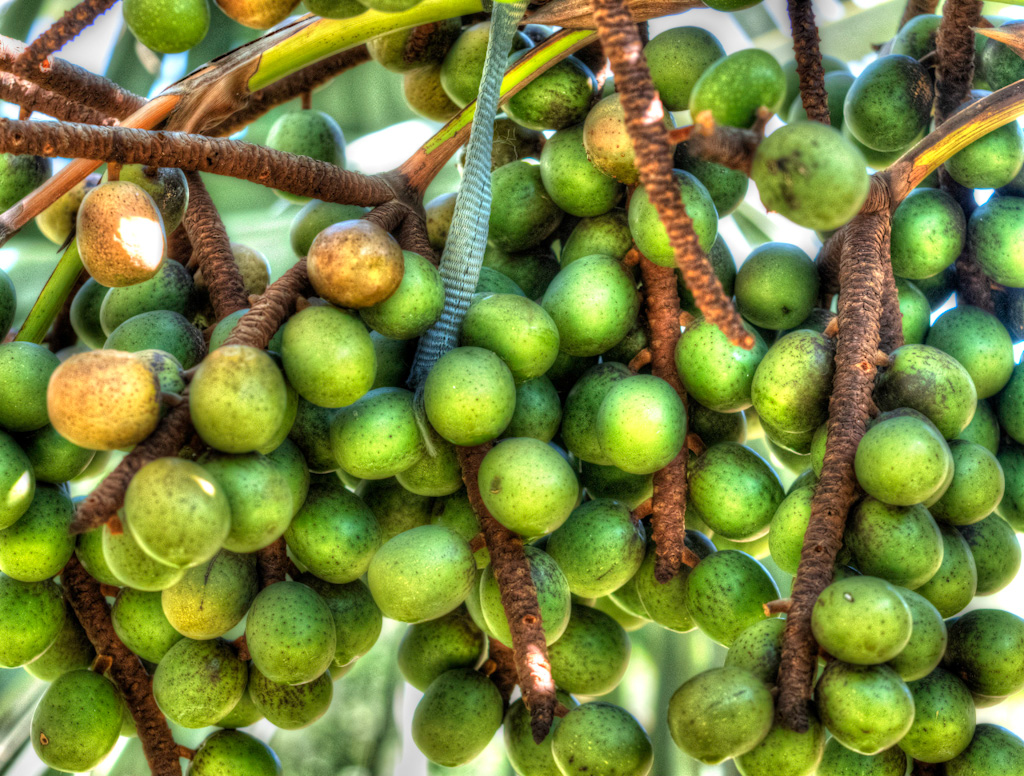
[77,181,166,288]
[161,550,258,640]
[360,251,444,340]
[201,453,294,553]
[245,581,336,686]
[330,387,425,479]
[489,161,564,253]
[0,342,58,433]
[111,588,183,664]
[153,638,247,728]
[0,430,34,530]
[461,293,560,381]
[688,443,784,541]
[24,604,94,682]
[684,550,780,646]
[124,0,210,53]
[854,413,952,506]
[916,523,978,618]
[676,317,766,413]
[724,618,786,684]
[101,523,185,591]
[817,738,907,776]
[596,374,688,475]
[843,55,933,152]
[548,603,630,696]
[944,609,1024,698]
[0,485,75,582]
[690,49,785,128]
[540,124,622,218]
[308,220,404,308]
[412,668,504,767]
[249,666,333,728]
[628,169,717,266]
[969,195,1024,287]
[552,702,653,776]
[0,574,64,667]
[188,730,281,776]
[47,349,160,450]
[504,690,579,776]
[480,545,570,645]
[583,94,641,184]
[811,576,912,664]
[645,27,724,111]
[890,188,966,280]
[423,346,516,446]
[815,661,915,755]
[505,56,598,132]
[265,111,345,203]
[734,242,818,330]
[0,154,51,211]
[845,498,944,590]
[735,710,826,776]
[31,670,122,772]
[898,668,976,763]
[958,514,1022,596]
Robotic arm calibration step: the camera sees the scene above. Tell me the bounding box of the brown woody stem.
[256,537,289,588]
[592,0,752,349]
[14,0,119,77]
[787,0,830,125]
[899,0,939,30]
[457,444,556,744]
[63,556,182,776]
[223,259,309,350]
[0,70,113,125]
[484,637,518,706]
[934,0,982,124]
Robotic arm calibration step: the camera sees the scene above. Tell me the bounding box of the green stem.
[247,0,484,93]
[14,239,82,344]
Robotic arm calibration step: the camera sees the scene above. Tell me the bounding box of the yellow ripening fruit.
[77,181,166,288]
[307,219,405,309]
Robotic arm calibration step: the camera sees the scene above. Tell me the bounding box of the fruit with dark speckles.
[412,668,504,767]
[689,49,785,129]
[916,523,978,618]
[767,485,814,575]
[397,607,485,691]
[688,443,783,541]
[596,374,687,475]
[945,724,1024,776]
[0,485,74,582]
[628,169,718,266]
[248,666,333,729]
[734,707,826,776]
[816,738,907,776]
[735,243,818,331]
[969,196,1024,287]
[645,27,724,111]
[888,587,947,681]
[676,316,766,412]
[504,690,578,776]
[111,588,183,664]
[330,387,425,479]
[752,330,835,436]
[944,609,1024,698]
[724,617,786,684]
[548,603,630,695]
[815,661,915,755]
[552,701,653,776]
[31,669,122,772]
[684,549,780,646]
[957,514,1021,595]
[812,576,912,664]
[890,188,966,280]
[101,522,185,591]
[153,638,247,728]
[634,531,715,633]
[898,667,975,763]
[0,574,64,667]
[161,550,257,640]
[244,581,336,686]
[930,440,1005,525]
[24,604,94,681]
[854,413,953,506]
[844,55,932,152]
[187,730,281,776]
[480,545,570,645]
[562,362,631,465]
[424,346,516,446]
[461,293,560,381]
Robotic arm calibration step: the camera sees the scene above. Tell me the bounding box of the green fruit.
[540,124,622,218]
[546,499,645,598]
[944,609,1024,697]
[161,551,257,640]
[998,362,1024,446]
[153,638,247,728]
[898,667,976,763]
[628,169,718,266]
[502,376,562,443]
[0,574,64,666]
[579,462,652,510]
[366,18,459,72]
[245,581,336,685]
[289,201,367,257]
[816,661,915,755]
[634,531,715,632]
[752,330,835,437]
[358,477,431,540]
[397,607,485,691]
[816,738,907,776]
[548,603,630,695]
[927,305,1012,403]
[896,278,931,344]
[476,265,525,296]
[217,685,263,729]
[958,514,1021,595]
[24,603,94,681]
[685,550,780,646]
[123,457,231,569]
[0,154,50,211]
[0,431,33,530]
[750,120,869,231]
[31,670,121,772]
[505,56,597,132]
[811,576,912,664]
[284,476,381,584]
[688,443,783,541]
[265,111,345,203]
[124,0,210,53]
[103,310,204,369]
[282,305,376,409]
[424,346,516,446]
[767,485,814,575]
[929,440,1004,525]
[504,690,578,776]
[676,316,766,412]
[431,492,489,569]
[946,94,1024,189]
[299,574,381,669]
[412,668,504,767]
[483,243,561,298]
[560,210,633,267]
[596,375,687,475]
[248,666,333,729]
[690,49,785,128]
[265,439,310,514]
[189,345,288,454]
[111,588,183,663]
[396,437,463,497]
[668,666,774,764]
[787,71,854,128]
[439,21,530,108]
[735,243,818,330]
[360,251,444,340]
[915,523,978,618]
[552,702,653,776]
[564,364,635,467]
[480,545,570,645]
[998,442,1024,529]
[674,141,750,216]
[888,588,947,682]
[99,259,193,336]
[945,724,1024,776]
[969,195,1024,287]
[583,94,643,184]
[188,730,281,776]
[735,710,826,776]
[368,525,476,623]
[645,27,724,111]
[461,293,560,381]
[101,522,185,591]
[0,342,58,432]
[201,453,294,553]
[892,13,940,58]
[875,344,978,438]
[330,387,424,479]
[854,413,952,506]
[724,618,786,684]
[844,55,933,152]
[488,161,564,253]
[288,399,340,473]
[845,498,944,590]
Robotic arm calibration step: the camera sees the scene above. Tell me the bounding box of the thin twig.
[900,0,940,30]
[14,0,120,78]
[256,537,289,588]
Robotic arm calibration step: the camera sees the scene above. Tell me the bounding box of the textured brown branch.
[900,0,940,30]
[397,212,436,264]
[787,0,830,125]
[70,402,192,534]
[182,172,248,322]
[223,259,309,350]
[364,200,412,235]
[167,224,192,264]
[0,118,397,207]
[256,537,289,588]
[457,444,556,744]
[593,0,752,350]
[63,556,181,776]
[878,244,905,353]
[934,0,982,123]
[0,71,113,125]
[638,254,700,581]
[483,637,518,706]
[777,182,891,731]
[688,109,769,177]
[14,0,120,78]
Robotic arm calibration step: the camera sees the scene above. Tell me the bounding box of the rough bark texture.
[934,0,982,123]
[484,638,518,706]
[687,113,767,176]
[398,212,436,264]
[457,444,556,744]
[0,70,113,125]
[787,0,830,125]
[900,0,940,30]
[777,185,891,731]
[256,537,289,588]
[13,0,119,77]
[63,556,182,776]
[223,259,309,350]
[592,0,753,349]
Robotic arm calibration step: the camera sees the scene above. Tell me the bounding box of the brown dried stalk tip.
[63,556,182,776]
[0,118,397,209]
[484,637,518,706]
[223,259,309,351]
[777,188,891,732]
[182,172,249,322]
[456,444,556,744]
[257,536,289,588]
[934,0,983,123]
[591,0,751,350]
[70,402,192,535]
[397,212,437,264]
[14,0,119,78]
[787,0,830,126]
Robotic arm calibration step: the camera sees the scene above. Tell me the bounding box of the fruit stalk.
[777,180,891,732]
[181,172,249,322]
[13,239,84,344]
[687,109,769,175]
[223,258,309,350]
[636,254,701,581]
[457,444,557,744]
[62,556,182,776]
[0,70,112,125]
[787,0,830,125]
[591,0,753,350]
[396,211,436,263]
[934,0,982,123]
[484,637,518,705]
[256,536,289,588]
[12,0,119,78]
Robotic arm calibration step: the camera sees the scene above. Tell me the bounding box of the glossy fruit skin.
[635,531,715,633]
[0,574,64,667]
[440,22,531,108]
[725,618,786,684]
[628,169,718,266]
[969,195,1024,287]
[844,55,933,151]
[461,293,560,381]
[505,56,598,132]
[0,342,58,433]
[245,581,336,686]
[916,523,978,618]
[768,485,814,575]
[124,0,210,53]
[685,550,780,646]
[944,609,1024,698]
[816,738,907,776]
[896,279,930,344]
[0,485,75,582]
[101,523,185,591]
[548,603,630,696]
[688,443,783,541]
[100,259,193,336]
[898,667,976,763]
[944,724,1024,776]
[815,661,915,755]
[735,709,826,776]
[812,576,912,664]
[330,387,425,479]
[504,690,578,776]
[153,638,247,728]
[423,346,516,446]
[853,413,952,506]
[690,49,785,128]
[552,702,653,776]
[645,27,724,111]
[929,440,1005,525]
[248,667,333,729]
[540,124,622,218]
[290,201,367,257]
[583,95,641,185]
[412,668,504,767]
[958,514,1022,596]
[187,730,281,776]
[735,243,818,331]
[202,453,294,553]
[674,141,750,217]
[676,317,766,412]
[397,607,485,691]
[890,188,966,280]
[596,374,687,475]
[308,219,403,308]
[844,498,943,590]
[668,666,774,764]
[480,546,570,646]
[488,161,563,253]
[750,121,869,231]
[0,431,33,530]
[787,70,854,127]
[31,669,122,772]
[265,111,345,203]
[161,551,257,640]
[360,251,444,340]
[0,154,50,211]
[111,588,183,664]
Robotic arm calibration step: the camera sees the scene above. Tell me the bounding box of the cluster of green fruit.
[4,7,1024,776]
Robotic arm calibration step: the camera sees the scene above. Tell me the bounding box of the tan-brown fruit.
[195,242,271,296]
[307,220,405,309]
[212,0,300,29]
[583,94,641,186]
[403,65,461,123]
[47,350,161,451]
[77,181,166,288]
[35,174,99,245]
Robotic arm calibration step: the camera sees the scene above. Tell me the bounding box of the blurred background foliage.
[2,0,1024,773]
